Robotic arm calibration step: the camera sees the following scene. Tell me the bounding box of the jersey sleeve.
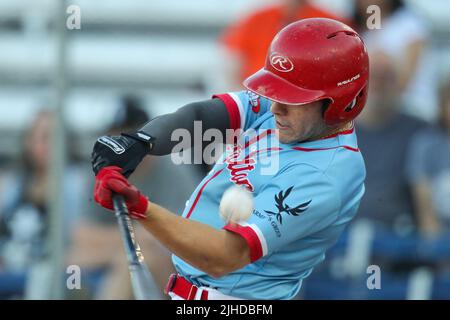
[223,164,341,262]
[213,90,272,132]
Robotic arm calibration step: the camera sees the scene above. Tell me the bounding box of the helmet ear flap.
[344,97,358,112]
[323,84,368,126]
[345,85,367,113]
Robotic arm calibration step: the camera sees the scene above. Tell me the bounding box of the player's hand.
[91,134,151,178]
[94,166,149,220]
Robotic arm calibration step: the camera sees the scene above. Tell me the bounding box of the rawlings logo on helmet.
[337,74,361,87]
[270,53,294,73]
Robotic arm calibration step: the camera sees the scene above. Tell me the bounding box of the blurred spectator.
[219,0,350,89]
[353,0,437,122]
[0,110,86,299]
[406,77,450,236]
[67,95,202,299]
[355,51,427,234]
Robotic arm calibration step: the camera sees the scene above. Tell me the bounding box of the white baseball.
[219,185,254,223]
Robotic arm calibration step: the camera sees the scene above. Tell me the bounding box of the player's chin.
[275,130,295,144]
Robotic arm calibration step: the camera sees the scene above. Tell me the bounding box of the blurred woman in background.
[0,110,86,299]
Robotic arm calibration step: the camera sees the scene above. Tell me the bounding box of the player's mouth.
[275,120,290,130]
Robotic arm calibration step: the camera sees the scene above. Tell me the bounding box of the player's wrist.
[146,200,155,217]
[129,195,150,220]
[121,132,153,154]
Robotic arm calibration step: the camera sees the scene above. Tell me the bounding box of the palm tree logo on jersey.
[264,186,312,225]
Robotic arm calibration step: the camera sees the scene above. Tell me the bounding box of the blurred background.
[0,0,449,300]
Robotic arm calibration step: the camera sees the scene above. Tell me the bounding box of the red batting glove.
[94,166,149,220]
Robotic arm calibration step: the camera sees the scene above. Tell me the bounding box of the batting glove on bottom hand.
[94,166,149,220]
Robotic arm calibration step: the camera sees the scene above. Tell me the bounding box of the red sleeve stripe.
[228,92,246,129]
[212,93,241,130]
[223,222,267,262]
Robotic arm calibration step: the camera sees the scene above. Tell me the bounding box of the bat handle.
[112,194,161,299]
[112,195,142,265]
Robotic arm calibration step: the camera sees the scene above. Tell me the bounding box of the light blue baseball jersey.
[171,90,366,300]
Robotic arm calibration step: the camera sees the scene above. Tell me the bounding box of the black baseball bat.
[112,194,162,300]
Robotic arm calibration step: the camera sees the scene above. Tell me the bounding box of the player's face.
[270,101,328,144]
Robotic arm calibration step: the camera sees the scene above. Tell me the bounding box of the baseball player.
[91,18,369,300]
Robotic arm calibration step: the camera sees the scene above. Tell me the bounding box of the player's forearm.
[138,201,251,278]
[136,98,230,155]
[92,98,231,176]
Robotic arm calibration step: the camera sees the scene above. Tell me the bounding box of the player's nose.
[270,102,288,116]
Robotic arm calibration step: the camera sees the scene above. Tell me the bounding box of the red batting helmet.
[243,18,369,126]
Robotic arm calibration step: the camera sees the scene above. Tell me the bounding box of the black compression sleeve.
[137,98,230,155]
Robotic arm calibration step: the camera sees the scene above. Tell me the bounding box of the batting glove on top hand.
[94,166,149,220]
[91,133,152,178]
